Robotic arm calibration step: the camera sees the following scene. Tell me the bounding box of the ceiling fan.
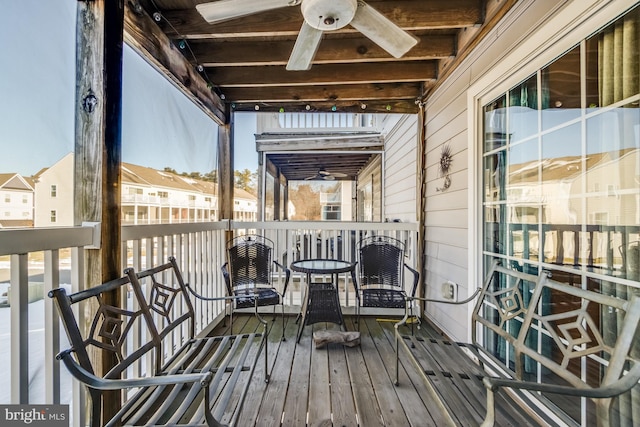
[304,168,348,181]
[196,0,419,71]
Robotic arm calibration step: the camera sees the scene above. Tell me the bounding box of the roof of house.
[0,173,34,191]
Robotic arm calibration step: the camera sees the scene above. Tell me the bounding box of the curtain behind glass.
[596,7,640,426]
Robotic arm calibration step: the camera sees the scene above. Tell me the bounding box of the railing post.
[10,253,29,403]
[44,249,61,404]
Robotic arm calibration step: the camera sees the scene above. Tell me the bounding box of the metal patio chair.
[356,235,420,332]
[221,234,290,340]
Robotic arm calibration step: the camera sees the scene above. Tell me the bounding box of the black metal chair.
[355,235,420,331]
[221,234,291,340]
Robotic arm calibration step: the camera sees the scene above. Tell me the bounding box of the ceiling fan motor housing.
[301,0,357,31]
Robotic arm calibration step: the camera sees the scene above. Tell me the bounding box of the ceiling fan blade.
[323,175,336,181]
[286,22,323,71]
[304,175,317,180]
[196,0,295,24]
[329,171,348,178]
[350,1,418,58]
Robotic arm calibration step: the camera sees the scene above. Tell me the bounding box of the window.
[22,195,28,203]
[50,210,57,223]
[50,185,57,197]
[481,6,639,425]
[158,191,168,198]
[322,205,341,221]
[4,195,9,203]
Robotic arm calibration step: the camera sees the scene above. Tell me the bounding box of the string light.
[331,105,337,112]
[279,107,285,113]
[254,105,260,111]
[149,0,221,98]
[360,103,367,110]
[305,105,311,110]
[386,104,392,111]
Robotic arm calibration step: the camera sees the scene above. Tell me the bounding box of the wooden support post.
[417,102,427,310]
[283,179,289,221]
[218,109,234,241]
[74,0,124,423]
[274,169,281,221]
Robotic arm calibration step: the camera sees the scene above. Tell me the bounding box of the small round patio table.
[290,259,357,343]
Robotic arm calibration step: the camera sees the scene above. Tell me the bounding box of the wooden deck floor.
[209,314,450,427]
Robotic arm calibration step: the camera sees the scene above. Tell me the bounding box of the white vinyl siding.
[422,0,636,343]
[383,114,418,222]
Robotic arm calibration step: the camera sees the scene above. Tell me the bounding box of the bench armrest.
[484,361,640,399]
[185,283,257,303]
[57,349,212,391]
[409,286,482,305]
[481,363,640,427]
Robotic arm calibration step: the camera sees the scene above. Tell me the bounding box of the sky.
[0,0,258,177]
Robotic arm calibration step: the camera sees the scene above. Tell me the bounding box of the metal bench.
[395,260,640,426]
[49,257,268,427]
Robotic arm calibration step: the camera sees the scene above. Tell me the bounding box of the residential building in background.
[0,173,34,228]
[26,153,257,227]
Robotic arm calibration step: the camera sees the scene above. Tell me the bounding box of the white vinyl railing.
[229,221,419,312]
[0,223,98,425]
[121,220,230,334]
[0,219,418,425]
[257,112,380,134]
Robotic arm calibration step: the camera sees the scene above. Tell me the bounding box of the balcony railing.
[257,112,380,134]
[0,219,418,426]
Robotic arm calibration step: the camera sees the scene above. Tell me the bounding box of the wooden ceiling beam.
[189,35,455,66]
[210,61,437,87]
[230,100,420,114]
[159,0,483,38]
[123,2,226,124]
[220,83,422,103]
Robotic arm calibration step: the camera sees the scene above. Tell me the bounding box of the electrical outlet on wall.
[441,280,457,300]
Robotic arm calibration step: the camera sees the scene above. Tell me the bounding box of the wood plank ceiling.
[131,0,517,117]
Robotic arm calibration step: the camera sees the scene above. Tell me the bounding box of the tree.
[203,169,218,183]
[289,183,321,220]
[235,168,257,194]
[163,167,177,174]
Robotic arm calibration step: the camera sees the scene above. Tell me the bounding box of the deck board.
[208,315,449,426]
[281,320,312,426]
[308,323,332,427]
[327,326,358,427]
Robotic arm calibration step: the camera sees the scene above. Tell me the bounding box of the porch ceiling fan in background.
[196,0,419,71]
[304,168,348,181]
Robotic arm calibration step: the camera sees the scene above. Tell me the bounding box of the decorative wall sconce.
[436,144,452,192]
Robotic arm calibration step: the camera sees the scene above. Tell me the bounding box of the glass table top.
[290,259,355,274]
